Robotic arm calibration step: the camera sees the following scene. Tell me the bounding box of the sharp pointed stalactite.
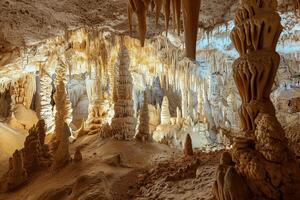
[128,0,147,47]
[182,0,201,60]
[154,0,163,27]
[163,0,171,35]
[172,0,181,36]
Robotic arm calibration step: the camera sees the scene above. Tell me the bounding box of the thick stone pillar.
[213,1,300,199]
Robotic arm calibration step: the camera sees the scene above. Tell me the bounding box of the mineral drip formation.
[0,120,51,191]
[161,96,171,125]
[111,42,137,140]
[213,1,300,199]
[135,91,150,141]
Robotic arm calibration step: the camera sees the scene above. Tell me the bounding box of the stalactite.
[163,0,171,35]
[127,0,147,47]
[154,0,163,27]
[182,0,201,60]
[172,0,181,36]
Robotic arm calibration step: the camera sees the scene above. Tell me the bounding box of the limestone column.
[213,1,300,199]
[84,63,109,135]
[111,42,136,140]
[40,71,55,133]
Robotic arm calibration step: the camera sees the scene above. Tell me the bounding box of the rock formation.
[213,1,300,199]
[40,68,55,133]
[128,0,148,46]
[84,78,109,135]
[184,133,193,156]
[111,41,137,140]
[135,91,150,141]
[0,120,52,191]
[22,119,52,174]
[163,0,171,35]
[73,147,83,162]
[160,96,171,125]
[1,150,28,192]
[53,80,72,143]
[52,122,71,170]
[182,0,201,60]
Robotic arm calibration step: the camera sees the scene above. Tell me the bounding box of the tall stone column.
[111,41,136,140]
[213,1,300,199]
[40,70,55,133]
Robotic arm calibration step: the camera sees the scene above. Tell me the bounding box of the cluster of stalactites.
[294,0,300,15]
[127,0,200,60]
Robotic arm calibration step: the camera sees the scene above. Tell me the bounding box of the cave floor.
[0,134,221,200]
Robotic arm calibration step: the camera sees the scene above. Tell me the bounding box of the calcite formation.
[160,96,171,125]
[53,80,72,143]
[39,68,55,133]
[213,0,300,199]
[128,0,148,46]
[1,150,28,192]
[73,147,83,162]
[52,122,71,170]
[184,134,193,156]
[111,42,137,140]
[136,91,150,141]
[1,120,51,191]
[182,0,201,60]
[22,120,52,174]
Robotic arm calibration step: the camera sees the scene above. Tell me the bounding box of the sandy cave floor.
[0,131,221,200]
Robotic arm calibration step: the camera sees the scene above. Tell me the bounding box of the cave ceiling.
[0,0,297,51]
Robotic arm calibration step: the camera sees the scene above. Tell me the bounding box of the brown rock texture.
[73,147,83,162]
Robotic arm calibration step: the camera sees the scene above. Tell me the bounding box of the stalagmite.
[176,107,182,124]
[53,80,72,144]
[40,70,55,133]
[1,150,28,192]
[160,96,171,125]
[22,119,52,174]
[74,147,82,162]
[84,77,109,136]
[184,134,193,156]
[52,122,71,170]
[213,0,300,199]
[111,42,137,140]
[135,91,150,141]
[182,0,201,60]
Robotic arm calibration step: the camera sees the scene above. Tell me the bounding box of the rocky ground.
[0,129,223,200]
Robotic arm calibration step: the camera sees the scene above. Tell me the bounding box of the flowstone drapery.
[213,1,300,199]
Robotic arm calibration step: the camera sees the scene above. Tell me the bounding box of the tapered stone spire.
[213,1,300,199]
